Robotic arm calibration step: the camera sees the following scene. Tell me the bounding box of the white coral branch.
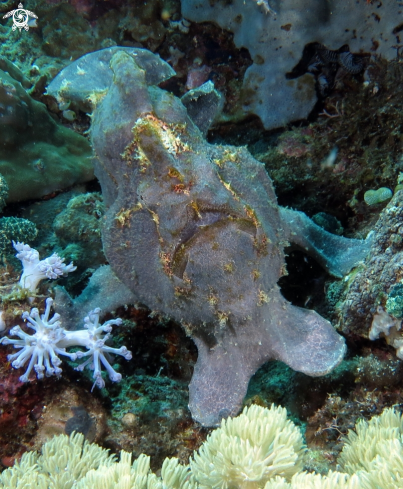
[13,241,77,293]
[0,298,131,388]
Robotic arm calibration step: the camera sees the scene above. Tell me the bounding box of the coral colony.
[13,241,77,294]
[0,298,132,389]
[0,243,131,388]
[1,405,403,488]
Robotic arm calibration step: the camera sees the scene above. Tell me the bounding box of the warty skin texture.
[86,50,369,426]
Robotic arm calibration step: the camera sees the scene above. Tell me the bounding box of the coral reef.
[65,406,97,441]
[249,54,403,220]
[1,0,403,480]
[102,303,198,469]
[118,0,166,51]
[0,323,112,468]
[106,373,197,470]
[32,386,107,448]
[0,432,116,488]
[3,405,403,489]
[0,1,114,84]
[286,42,369,98]
[338,407,403,488]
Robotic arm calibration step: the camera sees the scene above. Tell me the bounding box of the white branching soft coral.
[0,298,132,388]
[13,241,77,294]
[73,307,133,389]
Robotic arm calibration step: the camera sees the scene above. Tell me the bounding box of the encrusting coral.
[0,177,38,256]
[53,47,370,426]
[0,219,37,257]
[2,405,403,489]
[0,65,93,203]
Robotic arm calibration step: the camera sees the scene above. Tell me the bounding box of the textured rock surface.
[338,191,403,337]
[0,217,37,255]
[61,48,369,426]
[181,0,402,129]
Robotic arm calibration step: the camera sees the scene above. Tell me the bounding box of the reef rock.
[182,0,402,130]
[0,67,93,203]
[338,191,403,338]
[58,48,369,426]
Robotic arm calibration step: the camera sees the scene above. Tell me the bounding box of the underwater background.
[1,0,403,486]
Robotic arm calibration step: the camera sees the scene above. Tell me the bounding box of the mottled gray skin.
[55,265,138,330]
[63,49,369,426]
[46,46,175,113]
